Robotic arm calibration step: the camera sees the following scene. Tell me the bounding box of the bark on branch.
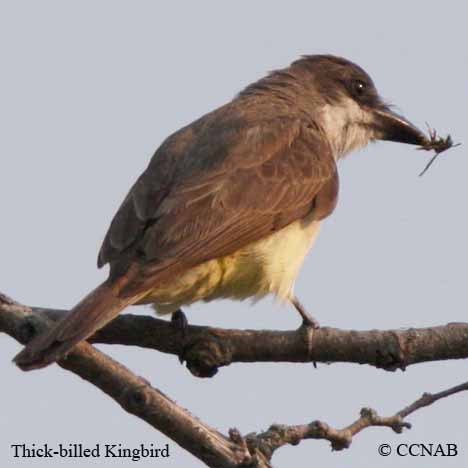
[1,292,467,467]
[15,300,468,378]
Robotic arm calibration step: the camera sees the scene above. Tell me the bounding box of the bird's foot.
[291,296,318,365]
[291,296,320,329]
[171,309,189,363]
[171,308,189,331]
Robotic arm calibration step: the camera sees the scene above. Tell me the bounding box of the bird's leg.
[291,296,320,329]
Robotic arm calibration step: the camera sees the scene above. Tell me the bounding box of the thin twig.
[242,380,468,457]
[398,381,468,418]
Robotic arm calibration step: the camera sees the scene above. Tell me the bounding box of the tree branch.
[235,377,468,460]
[0,293,244,467]
[2,292,468,466]
[16,299,468,378]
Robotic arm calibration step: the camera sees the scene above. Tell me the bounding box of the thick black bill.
[373,107,427,146]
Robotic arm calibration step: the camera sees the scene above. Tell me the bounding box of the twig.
[398,381,468,418]
[241,380,468,457]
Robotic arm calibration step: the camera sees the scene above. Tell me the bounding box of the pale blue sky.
[1,1,467,467]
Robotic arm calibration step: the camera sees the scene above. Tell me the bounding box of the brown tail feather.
[13,280,137,371]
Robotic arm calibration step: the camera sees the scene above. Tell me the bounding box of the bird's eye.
[352,79,367,96]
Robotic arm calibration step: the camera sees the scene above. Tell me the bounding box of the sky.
[1,1,467,467]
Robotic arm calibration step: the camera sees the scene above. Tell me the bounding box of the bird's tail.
[13,279,137,371]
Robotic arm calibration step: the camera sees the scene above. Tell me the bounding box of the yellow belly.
[141,217,321,315]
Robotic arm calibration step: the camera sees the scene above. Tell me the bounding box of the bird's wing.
[98,114,339,297]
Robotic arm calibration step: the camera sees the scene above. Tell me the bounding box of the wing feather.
[97,109,338,297]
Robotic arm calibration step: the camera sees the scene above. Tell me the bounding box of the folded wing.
[98,111,339,298]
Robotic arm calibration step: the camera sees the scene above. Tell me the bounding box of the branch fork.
[1,292,467,467]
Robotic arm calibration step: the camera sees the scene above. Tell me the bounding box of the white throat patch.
[320,97,374,160]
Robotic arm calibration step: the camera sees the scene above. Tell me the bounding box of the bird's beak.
[372,106,427,146]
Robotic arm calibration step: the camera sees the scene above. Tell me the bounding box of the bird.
[14,54,427,370]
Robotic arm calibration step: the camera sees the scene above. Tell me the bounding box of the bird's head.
[288,55,427,159]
